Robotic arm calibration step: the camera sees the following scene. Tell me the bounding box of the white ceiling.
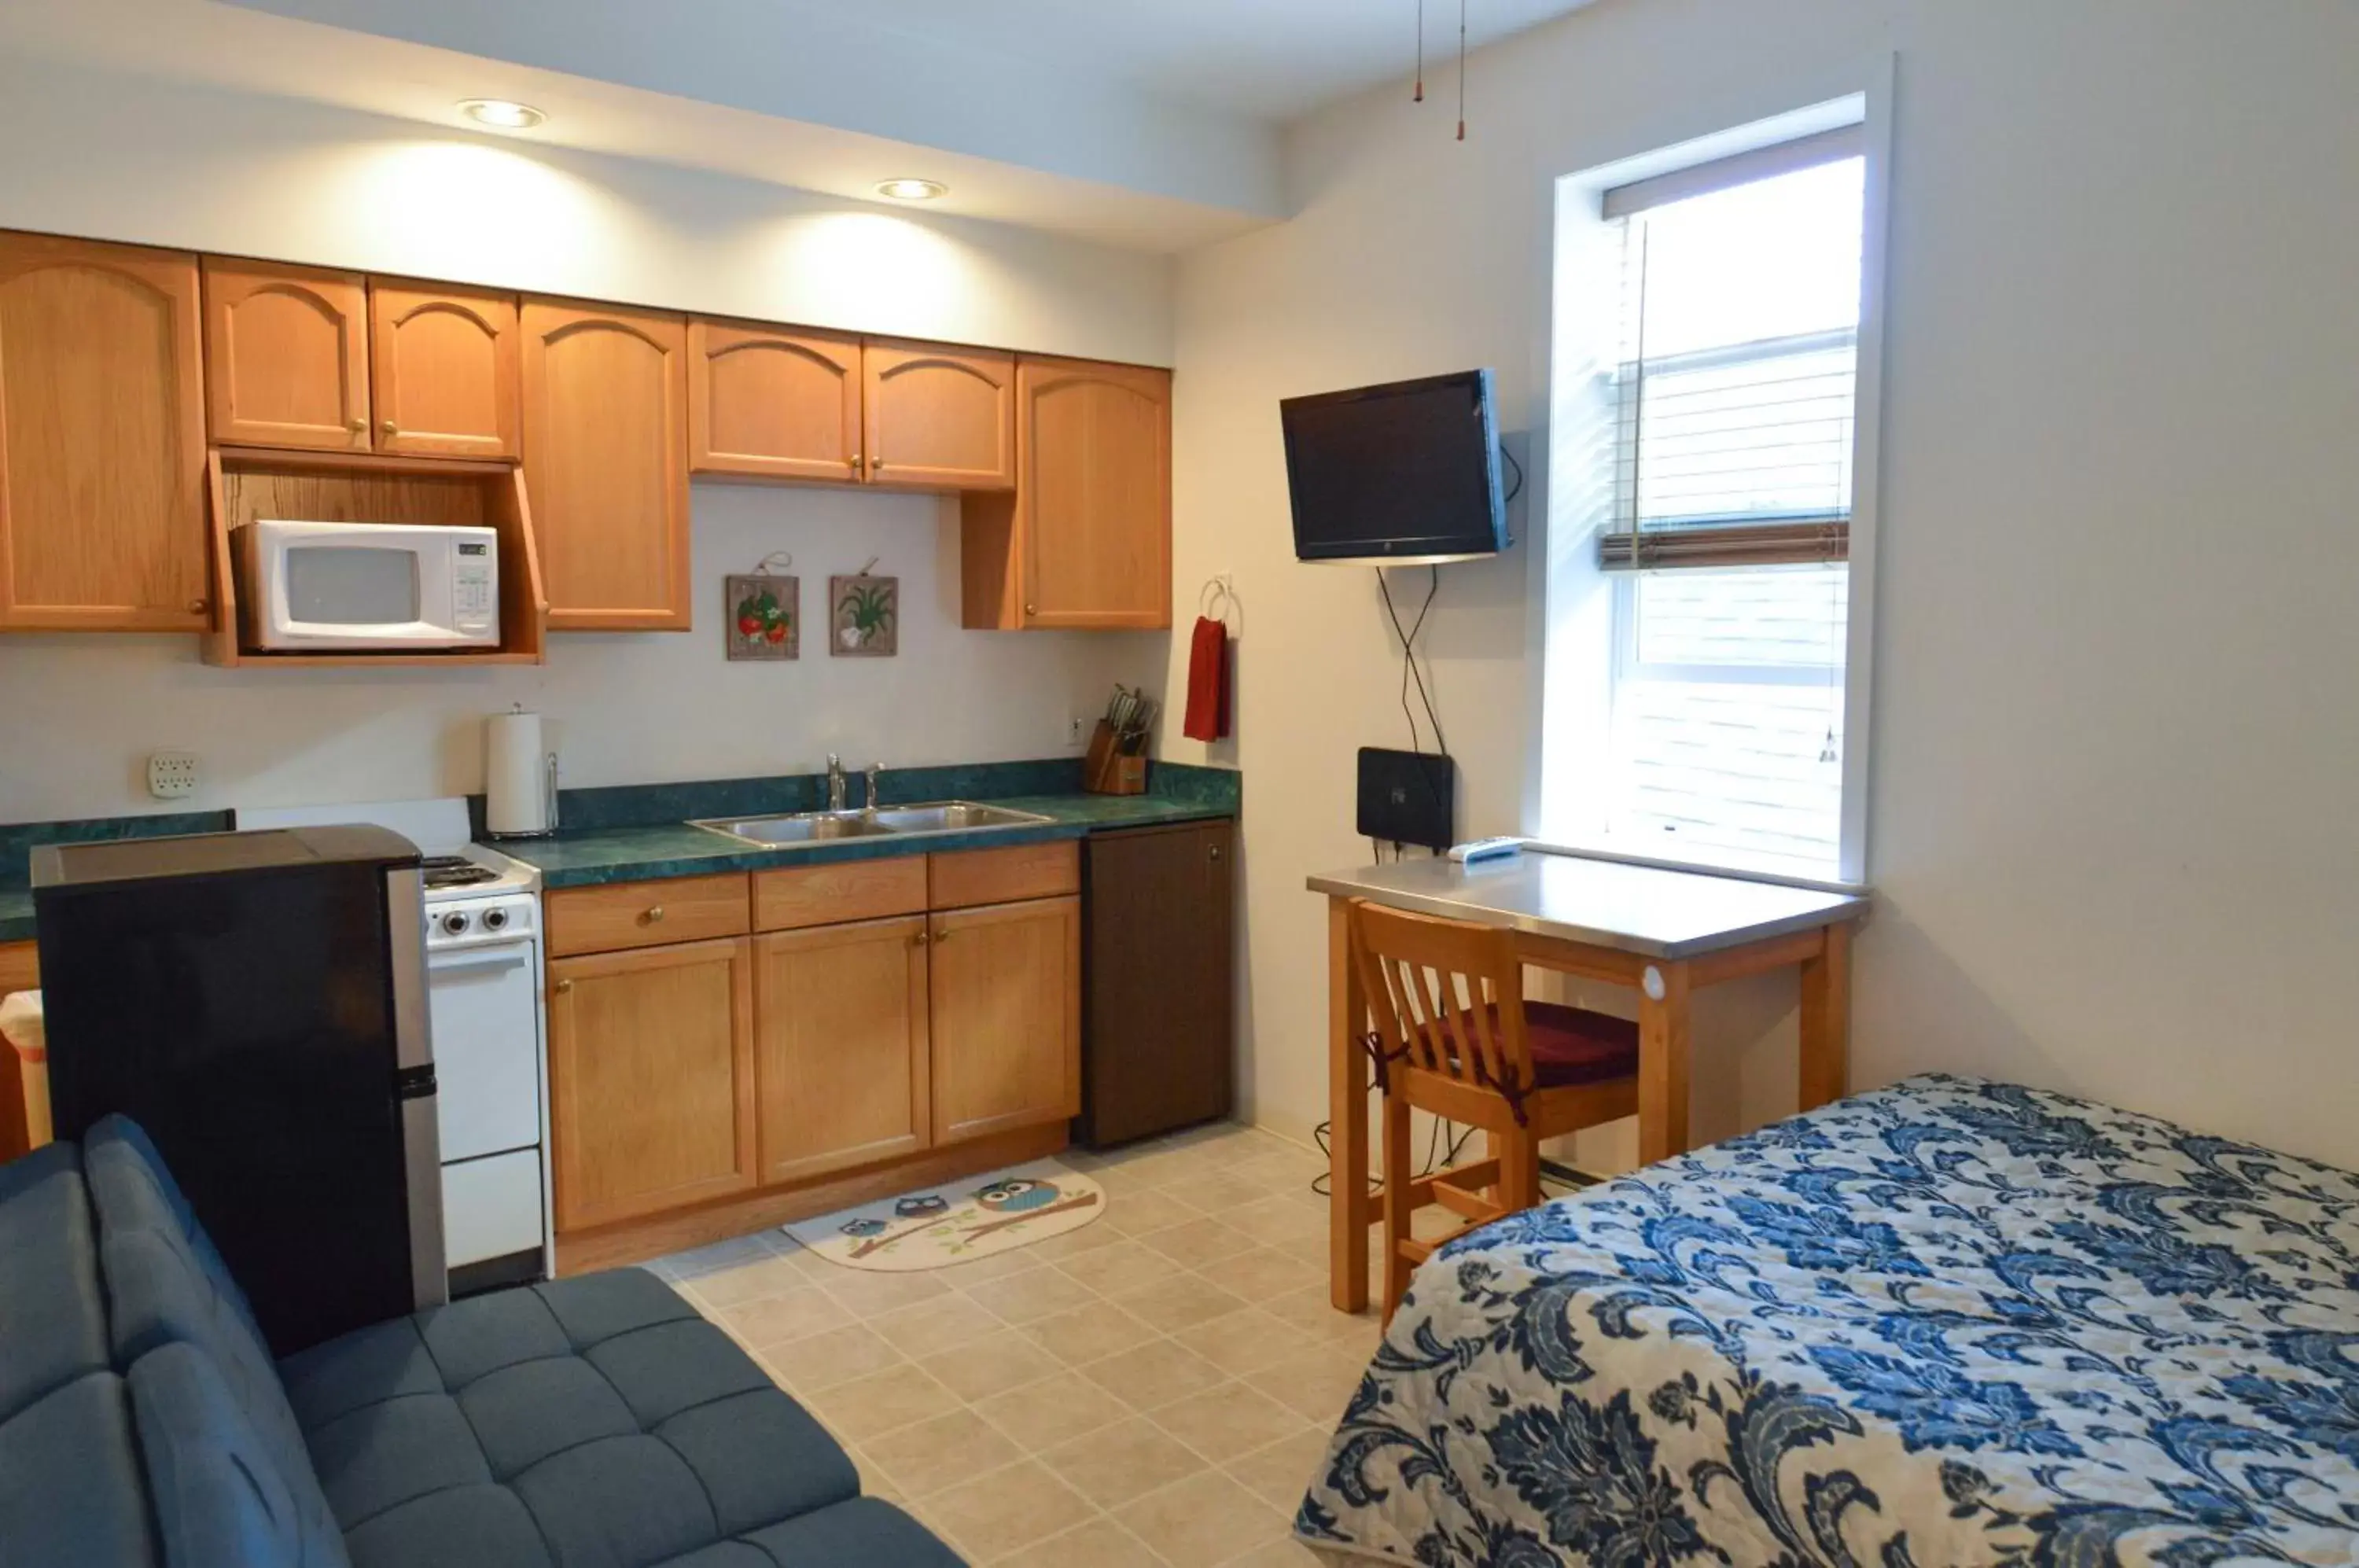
[754,0,1597,123]
[0,0,1596,252]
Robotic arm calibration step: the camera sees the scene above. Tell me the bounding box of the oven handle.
[429,947,533,975]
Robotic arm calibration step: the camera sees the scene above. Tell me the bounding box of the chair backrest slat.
[1347,900,1533,1091]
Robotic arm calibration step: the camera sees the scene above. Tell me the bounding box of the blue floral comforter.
[1297,1075,2359,1566]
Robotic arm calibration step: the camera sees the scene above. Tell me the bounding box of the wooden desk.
[1309,851,1868,1313]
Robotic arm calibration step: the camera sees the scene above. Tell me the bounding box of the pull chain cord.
[1456,0,1468,140]
[1819,564,1841,764]
[1414,0,1425,102]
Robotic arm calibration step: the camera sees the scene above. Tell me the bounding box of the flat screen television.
[1280,369,1509,565]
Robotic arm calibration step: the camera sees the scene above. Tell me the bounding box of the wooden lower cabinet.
[754,915,931,1183]
[929,896,1080,1144]
[546,860,1087,1253]
[547,936,756,1230]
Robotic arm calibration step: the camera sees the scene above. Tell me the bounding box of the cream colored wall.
[1162,0,2359,1171]
[0,61,1168,823]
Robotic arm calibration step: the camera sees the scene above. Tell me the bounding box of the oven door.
[428,940,541,1161]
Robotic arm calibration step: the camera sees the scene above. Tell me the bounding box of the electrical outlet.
[1066,716,1087,747]
[147,749,200,799]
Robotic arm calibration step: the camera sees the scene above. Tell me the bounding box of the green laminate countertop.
[0,890,30,945]
[495,793,1236,890]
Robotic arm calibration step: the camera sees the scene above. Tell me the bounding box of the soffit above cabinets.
[0,0,1595,253]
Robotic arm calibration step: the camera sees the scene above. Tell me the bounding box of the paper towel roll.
[485,711,554,837]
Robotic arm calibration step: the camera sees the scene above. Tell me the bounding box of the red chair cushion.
[1522,1001,1640,1087]
[1437,1001,1637,1089]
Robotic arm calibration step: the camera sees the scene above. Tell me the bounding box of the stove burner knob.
[440,911,471,937]
[481,907,510,932]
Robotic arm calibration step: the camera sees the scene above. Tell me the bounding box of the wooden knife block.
[1083,720,1146,795]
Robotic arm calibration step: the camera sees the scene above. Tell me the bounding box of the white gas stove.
[237,797,551,1289]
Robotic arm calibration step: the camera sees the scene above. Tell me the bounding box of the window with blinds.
[1601,133,1865,571]
[1584,129,1868,878]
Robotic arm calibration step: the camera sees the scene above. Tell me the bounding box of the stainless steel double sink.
[690,801,1054,848]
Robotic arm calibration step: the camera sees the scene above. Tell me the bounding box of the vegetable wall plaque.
[725,553,797,660]
[831,559,898,657]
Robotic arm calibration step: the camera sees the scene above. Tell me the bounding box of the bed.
[1297,1074,2359,1566]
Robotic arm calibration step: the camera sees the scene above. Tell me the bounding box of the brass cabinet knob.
[348,417,366,434]
[642,906,665,924]
[912,930,929,948]
[554,978,574,993]
[381,419,398,435]
[848,452,863,468]
[1023,603,1037,617]
[933,928,950,944]
[870,457,885,472]
[1209,845,1222,861]
[187,598,208,615]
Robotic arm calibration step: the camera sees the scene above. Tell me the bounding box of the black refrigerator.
[33,825,446,1354]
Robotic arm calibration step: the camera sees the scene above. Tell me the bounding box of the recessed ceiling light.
[874,179,948,202]
[459,99,547,130]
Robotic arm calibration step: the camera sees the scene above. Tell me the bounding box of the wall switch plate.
[1066,716,1087,747]
[147,749,200,799]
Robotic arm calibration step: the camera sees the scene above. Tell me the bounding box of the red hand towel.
[1182,615,1230,741]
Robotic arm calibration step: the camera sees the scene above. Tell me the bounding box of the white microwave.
[237,520,499,651]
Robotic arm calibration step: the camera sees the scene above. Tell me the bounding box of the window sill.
[1525,837,1866,896]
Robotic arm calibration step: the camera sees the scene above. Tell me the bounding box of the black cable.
[1500,442,1525,505]
[1377,566,1448,757]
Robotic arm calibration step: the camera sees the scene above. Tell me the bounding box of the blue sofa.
[0,1119,964,1567]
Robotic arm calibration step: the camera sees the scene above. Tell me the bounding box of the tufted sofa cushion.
[129,1342,351,1568]
[0,1139,109,1426]
[0,1370,159,1568]
[85,1115,349,1565]
[274,1268,950,1568]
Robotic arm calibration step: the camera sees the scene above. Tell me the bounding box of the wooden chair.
[1348,898,1640,1323]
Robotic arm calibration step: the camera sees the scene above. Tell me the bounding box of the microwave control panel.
[454,546,497,633]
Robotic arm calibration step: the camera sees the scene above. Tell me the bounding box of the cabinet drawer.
[754,856,928,932]
[929,841,1080,910]
[547,874,749,957]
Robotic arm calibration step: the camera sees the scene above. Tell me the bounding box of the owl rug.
[778,1159,1106,1273]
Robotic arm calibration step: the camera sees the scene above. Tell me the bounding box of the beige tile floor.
[646,1121,1384,1567]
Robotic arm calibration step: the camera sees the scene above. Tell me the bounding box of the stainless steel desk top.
[1308,849,1868,960]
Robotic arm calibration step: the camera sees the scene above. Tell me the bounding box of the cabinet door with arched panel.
[368,281,518,459]
[861,337,1014,490]
[0,233,209,630]
[688,320,863,483]
[521,299,690,630]
[202,258,370,451]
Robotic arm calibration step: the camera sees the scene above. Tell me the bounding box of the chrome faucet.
[864,762,884,815]
[826,754,846,812]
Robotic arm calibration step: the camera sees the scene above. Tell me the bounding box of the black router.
[1356,747,1456,852]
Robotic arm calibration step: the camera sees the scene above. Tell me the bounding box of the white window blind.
[1601,149,1864,571]
[1589,140,1868,877]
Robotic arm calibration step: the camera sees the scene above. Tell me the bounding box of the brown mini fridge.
[1077,820,1235,1149]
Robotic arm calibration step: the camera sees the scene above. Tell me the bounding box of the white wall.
[0,62,1171,823]
[1162,0,2359,1171]
[0,57,1173,364]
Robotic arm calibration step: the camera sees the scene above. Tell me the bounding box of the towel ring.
[1198,573,1238,628]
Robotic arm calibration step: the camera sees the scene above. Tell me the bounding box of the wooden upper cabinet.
[754,915,932,1185]
[929,895,1080,1145]
[547,936,757,1231]
[0,233,208,631]
[1022,358,1170,629]
[962,357,1172,631]
[368,281,518,459]
[521,299,690,631]
[863,338,1014,490]
[202,259,370,451]
[689,321,863,482]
